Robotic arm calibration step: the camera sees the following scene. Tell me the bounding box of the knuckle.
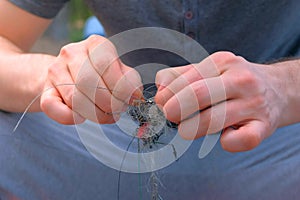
[59,43,76,58]
[86,34,106,44]
[100,103,113,114]
[210,51,237,65]
[86,34,101,41]
[155,69,166,82]
[193,81,208,99]
[233,69,260,89]
[155,68,174,88]
[47,64,57,77]
[89,36,115,53]
[192,82,213,109]
[157,68,170,76]
[164,68,180,78]
[59,43,89,69]
[47,61,63,77]
[242,70,258,85]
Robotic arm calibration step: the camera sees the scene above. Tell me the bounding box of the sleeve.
[8,0,69,19]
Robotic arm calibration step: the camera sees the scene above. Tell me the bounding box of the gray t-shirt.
[9,0,300,64]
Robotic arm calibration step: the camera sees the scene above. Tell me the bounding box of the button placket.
[185,10,193,20]
[182,0,198,40]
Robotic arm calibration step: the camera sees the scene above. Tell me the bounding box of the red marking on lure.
[137,123,149,138]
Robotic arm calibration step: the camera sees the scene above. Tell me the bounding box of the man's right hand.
[41,35,143,125]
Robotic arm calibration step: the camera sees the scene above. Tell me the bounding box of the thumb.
[220,120,267,152]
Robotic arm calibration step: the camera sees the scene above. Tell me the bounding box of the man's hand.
[155,52,289,152]
[41,35,143,125]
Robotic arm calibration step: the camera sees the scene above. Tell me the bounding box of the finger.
[220,120,266,152]
[156,52,231,91]
[50,40,98,109]
[53,59,124,123]
[155,52,238,107]
[73,58,126,115]
[59,39,127,116]
[88,40,143,103]
[72,88,117,124]
[155,65,199,106]
[46,58,77,109]
[40,82,85,125]
[155,65,192,91]
[112,63,144,103]
[163,76,228,122]
[178,98,263,140]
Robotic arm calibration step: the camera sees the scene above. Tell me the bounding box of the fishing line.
[116,84,178,200]
[13,82,179,200]
[13,83,127,132]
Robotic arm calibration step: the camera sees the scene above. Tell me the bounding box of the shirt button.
[185,11,193,19]
[187,32,195,39]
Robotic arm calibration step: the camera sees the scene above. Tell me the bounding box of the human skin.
[0,1,143,125]
[1,1,300,152]
[0,1,52,112]
[155,52,300,152]
[40,36,143,124]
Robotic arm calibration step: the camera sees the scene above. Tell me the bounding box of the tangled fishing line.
[116,84,178,200]
[13,83,179,200]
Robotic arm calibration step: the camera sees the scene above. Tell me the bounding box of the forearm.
[272,58,300,127]
[0,36,55,112]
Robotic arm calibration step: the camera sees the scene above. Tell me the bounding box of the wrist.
[271,59,300,127]
[0,53,55,112]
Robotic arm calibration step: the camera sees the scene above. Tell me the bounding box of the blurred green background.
[69,0,92,41]
[32,0,94,54]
